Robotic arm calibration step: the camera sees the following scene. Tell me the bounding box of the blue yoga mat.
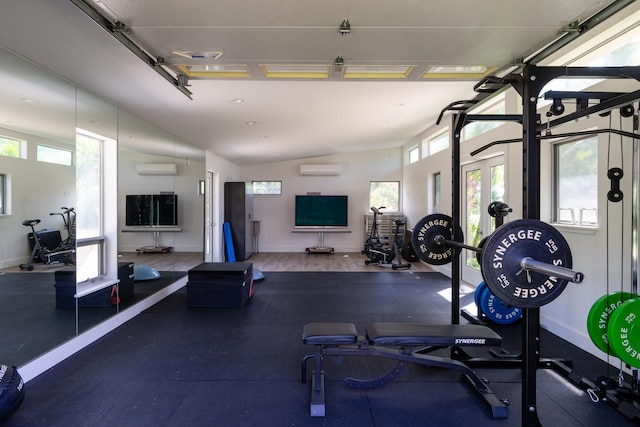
[223,222,236,262]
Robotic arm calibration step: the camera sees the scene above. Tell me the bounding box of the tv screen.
[125,194,178,226]
[295,195,348,227]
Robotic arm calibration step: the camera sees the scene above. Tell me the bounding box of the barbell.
[411,214,585,308]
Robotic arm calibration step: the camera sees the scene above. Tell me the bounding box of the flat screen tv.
[295,195,348,227]
[125,194,178,226]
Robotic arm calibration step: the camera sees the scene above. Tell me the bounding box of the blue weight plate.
[480,286,523,325]
[475,281,488,311]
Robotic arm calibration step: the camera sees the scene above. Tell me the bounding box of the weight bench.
[301,322,508,419]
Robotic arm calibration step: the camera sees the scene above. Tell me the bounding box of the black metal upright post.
[450,113,466,325]
[521,63,544,427]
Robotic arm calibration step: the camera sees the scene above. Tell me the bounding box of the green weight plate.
[474,281,488,312]
[586,291,634,355]
[608,298,640,368]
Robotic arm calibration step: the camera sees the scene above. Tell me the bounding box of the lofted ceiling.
[0,0,631,165]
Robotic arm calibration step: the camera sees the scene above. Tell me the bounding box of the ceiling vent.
[136,163,178,176]
[299,164,341,176]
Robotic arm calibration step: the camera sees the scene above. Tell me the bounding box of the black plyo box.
[186,262,252,307]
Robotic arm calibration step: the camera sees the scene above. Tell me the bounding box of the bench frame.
[301,322,508,419]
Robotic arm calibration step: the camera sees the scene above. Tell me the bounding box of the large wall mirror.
[0,45,205,367]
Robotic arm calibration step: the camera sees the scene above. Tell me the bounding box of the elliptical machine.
[362,206,395,266]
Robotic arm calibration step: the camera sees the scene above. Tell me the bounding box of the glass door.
[461,156,505,285]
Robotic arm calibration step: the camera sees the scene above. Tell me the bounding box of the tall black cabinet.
[224,182,254,261]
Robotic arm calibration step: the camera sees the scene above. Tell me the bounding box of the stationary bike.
[19,207,76,271]
[362,206,395,265]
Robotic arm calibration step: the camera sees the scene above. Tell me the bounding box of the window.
[408,146,419,164]
[370,181,400,212]
[252,180,282,195]
[37,144,73,166]
[462,95,506,141]
[0,173,5,215]
[422,130,449,158]
[76,131,105,281]
[554,137,598,226]
[433,172,441,213]
[0,135,24,159]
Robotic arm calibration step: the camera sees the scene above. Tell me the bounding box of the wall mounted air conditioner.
[136,163,178,176]
[299,164,341,176]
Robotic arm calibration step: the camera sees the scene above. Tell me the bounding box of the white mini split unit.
[136,163,178,176]
[299,164,342,176]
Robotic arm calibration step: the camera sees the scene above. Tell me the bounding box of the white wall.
[117,150,205,252]
[0,129,75,269]
[238,148,403,253]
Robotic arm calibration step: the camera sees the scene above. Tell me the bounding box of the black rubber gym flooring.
[4,271,638,426]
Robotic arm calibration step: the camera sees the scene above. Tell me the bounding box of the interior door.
[204,171,219,262]
[461,156,505,285]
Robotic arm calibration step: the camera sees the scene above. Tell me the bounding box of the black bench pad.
[303,323,358,345]
[366,322,502,347]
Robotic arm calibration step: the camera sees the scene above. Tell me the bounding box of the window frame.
[552,135,599,227]
[422,129,450,158]
[0,135,26,159]
[369,181,400,213]
[252,180,282,195]
[37,143,74,166]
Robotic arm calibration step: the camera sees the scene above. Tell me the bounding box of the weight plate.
[586,291,634,356]
[411,214,463,265]
[481,219,573,308]
[476,236,489,265]
[480,286,523,325]
[607,298,640,368]
[474,281,488,311]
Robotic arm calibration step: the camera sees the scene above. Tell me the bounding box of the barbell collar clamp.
[520,257,584,284]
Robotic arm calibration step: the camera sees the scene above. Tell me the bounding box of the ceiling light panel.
[422,65,496,79]
[260,65,331,79]
[343,65,414,79]
[175,64,251,78]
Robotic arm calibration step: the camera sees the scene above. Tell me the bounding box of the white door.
[204,171,220,262]
[461,156,505,285]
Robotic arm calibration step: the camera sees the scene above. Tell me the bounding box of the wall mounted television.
[125,194,178,227]
[295,195,348,228]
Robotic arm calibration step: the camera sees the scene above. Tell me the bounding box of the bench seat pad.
[366,322,502,347]
[303,322,358,345]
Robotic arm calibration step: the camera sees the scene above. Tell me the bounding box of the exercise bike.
[362,206,396,266]
[19,207,76,271]
[367,218,412,269]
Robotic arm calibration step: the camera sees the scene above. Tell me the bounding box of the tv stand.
[121,227,182,254]
[291,228,351,254]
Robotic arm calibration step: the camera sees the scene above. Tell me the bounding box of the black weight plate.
[481,219,573,308]
[411,214,463,265]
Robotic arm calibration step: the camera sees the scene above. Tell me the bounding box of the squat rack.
[443,64,640,426]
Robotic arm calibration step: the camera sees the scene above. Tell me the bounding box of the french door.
[461,156,505,285]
